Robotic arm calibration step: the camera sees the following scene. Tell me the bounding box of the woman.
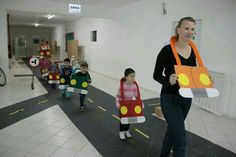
[153,17,197,157]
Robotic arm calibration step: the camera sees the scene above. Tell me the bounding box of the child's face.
[64,61,70,66]
[125,73,135,83]
[81,66,88,73]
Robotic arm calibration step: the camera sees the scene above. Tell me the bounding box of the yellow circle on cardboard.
[200,73,211,86]
[135,106,142,114]
[178,73,189,86]
[71,79,77,85]
[82,82,88,88]
[120,106,128,115]
[60,78,65,84]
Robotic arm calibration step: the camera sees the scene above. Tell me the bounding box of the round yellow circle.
[70,79,77,86]
[56,75,60,79]
[60,78,65,84]
[120,106,128,115]
[200,73,211,86]
[178,73,190,86]
[134,106,142,114]
[40,52,43,56]
[49,75,53,79]
[82,82,88,88]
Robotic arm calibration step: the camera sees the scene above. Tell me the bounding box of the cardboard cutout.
[119,80,145,124]
[170,36,219,98]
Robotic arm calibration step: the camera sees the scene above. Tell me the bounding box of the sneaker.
[80,106,85,112]
[125,130,132,138]
[119,132,125,140]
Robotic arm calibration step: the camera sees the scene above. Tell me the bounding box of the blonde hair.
[175,17,196,40]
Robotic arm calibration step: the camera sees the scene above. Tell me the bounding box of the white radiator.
[193,70,227,115]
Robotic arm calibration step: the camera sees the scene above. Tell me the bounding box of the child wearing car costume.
[115,68,145,140]
[59,58,72,97]
[67,62,91,111]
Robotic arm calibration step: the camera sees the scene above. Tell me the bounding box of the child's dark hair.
[80,62,88,68]
[64,58,70,62]
[121,68,135,81]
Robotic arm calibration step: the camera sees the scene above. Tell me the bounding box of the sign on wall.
[69,3,81,14]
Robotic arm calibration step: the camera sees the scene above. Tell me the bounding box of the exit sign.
[69,3,81,14]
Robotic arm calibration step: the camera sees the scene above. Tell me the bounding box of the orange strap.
[170,36,204,67]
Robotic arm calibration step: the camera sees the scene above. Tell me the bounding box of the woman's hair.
[175,17,196,40]
[121,68,135,81]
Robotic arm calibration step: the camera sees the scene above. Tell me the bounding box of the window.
[91,30,97,42]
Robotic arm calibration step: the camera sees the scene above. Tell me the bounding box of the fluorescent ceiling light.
[47,14,55,19]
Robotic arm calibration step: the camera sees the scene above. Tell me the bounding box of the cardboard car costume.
[119,80,145,124]
[170,36,219,98]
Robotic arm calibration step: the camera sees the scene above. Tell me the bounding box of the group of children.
[39,55,91,111]
[38,50,142,139]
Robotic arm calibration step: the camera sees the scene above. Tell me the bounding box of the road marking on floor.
[135,128,150,139]
[38,99,48,104]
[112,114,120,121]
[148,103,160,107]
[9,109,25,116]
[97,106,107,112]
[87,98,94,103]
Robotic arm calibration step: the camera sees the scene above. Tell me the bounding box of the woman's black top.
[153,44,197,95]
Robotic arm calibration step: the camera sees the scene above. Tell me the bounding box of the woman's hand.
[169,74,178,86]
[209,75,215,84]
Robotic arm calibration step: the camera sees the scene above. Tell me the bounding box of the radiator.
[193,70,227,115]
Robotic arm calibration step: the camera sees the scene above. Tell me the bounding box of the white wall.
[52,0,236,117]
[0,6,9,79]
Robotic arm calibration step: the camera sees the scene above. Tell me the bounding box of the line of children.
[58,60,91,111]
[39,55,143,140]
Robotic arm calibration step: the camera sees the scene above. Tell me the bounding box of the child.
[115,68,144,140]
[39,39,50,57]
[48,56,59,89]
[59,58,72,97]
[39,55,50,80]
[76,62,91,111]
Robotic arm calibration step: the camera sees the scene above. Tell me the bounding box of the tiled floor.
[0,59,47,109]
[0,105,101,157]
[186,105,236,153]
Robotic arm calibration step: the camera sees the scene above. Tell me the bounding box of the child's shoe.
[125,130,132,138]
[80,106,85,112]
[119,132,126,140]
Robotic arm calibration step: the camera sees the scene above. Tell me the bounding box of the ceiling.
[8,0,139,27]
[45,0,139,8]
[9,10,79,27]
